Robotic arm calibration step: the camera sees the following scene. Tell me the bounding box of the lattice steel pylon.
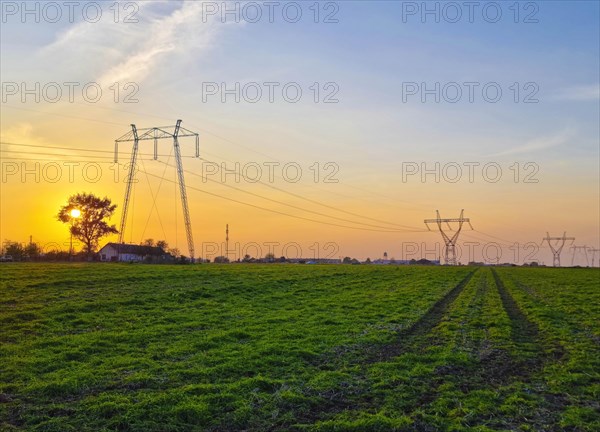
[588,248,600,267]
[115,120,199,261]
[542,232,575,267]
[570,245,589,267]
[424,210,473,265]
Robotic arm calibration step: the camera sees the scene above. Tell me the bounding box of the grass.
[0,263,598,431]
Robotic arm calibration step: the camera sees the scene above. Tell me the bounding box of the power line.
[0,155,117,164]
[1,104,128,126]
[2,142,425,232]
[138,152,171,243]
[136,165,417,233]
[2,141,426,229]
[3,101,434,212]
[0,141,199,159]
[3,149,422,232]
[157,159,425,233]
[1,149,117,160]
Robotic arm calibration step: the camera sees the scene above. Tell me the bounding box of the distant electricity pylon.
[588,247,600,267]
[424,210,473,265]
[542,232,575,267]
[115,120,199,261]
[570,245,589,267]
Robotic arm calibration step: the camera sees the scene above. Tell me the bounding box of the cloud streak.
[485,128,574,157]
[42,2,225,87]
[551,84,600,101]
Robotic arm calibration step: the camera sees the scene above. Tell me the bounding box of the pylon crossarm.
[136,126,175,134]
[424,218,471,224]
[138,128,169,140]
[115,127,198,143]
[115,130,135,142]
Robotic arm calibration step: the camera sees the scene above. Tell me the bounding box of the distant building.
[286,258,341,264]
[373,259,411,265]
[372,259,440,265]
[98,243,172,263]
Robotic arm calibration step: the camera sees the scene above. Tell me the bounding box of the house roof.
[100,243,167,256]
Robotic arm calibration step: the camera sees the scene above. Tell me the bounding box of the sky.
[1,0,599,265]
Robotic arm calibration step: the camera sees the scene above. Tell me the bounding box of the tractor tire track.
[297,270,571,431]
[367,269,478,363]
[291,271,478,430]
[406,270,569,431]
[492,269,541,347]
[488,269,570,430]
[310,270,478,369]
[508,274,600,347]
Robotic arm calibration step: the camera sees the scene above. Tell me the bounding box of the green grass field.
[1,264,598,431]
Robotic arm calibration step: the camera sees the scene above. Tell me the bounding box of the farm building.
[286,258,341,264]
[98,243,173,263]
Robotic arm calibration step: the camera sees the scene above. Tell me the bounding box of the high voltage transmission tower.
[114,120,199,261]
[542,232,575,267]
[588,247,600,267]
[570,245,589,267]
[424,210,473,265]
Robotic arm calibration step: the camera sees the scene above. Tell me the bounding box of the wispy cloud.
[485,128,574,157]
[42,2,226,87]
[551,84,600,101]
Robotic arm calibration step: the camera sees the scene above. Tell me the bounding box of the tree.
[25,243,42,260]
[143,239,169,251]
[265,252,275,263]
[58,193,118,257]
[214,256,230,263]
[4,242,25,261]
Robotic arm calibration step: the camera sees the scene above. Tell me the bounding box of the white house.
[98,243,171,263]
